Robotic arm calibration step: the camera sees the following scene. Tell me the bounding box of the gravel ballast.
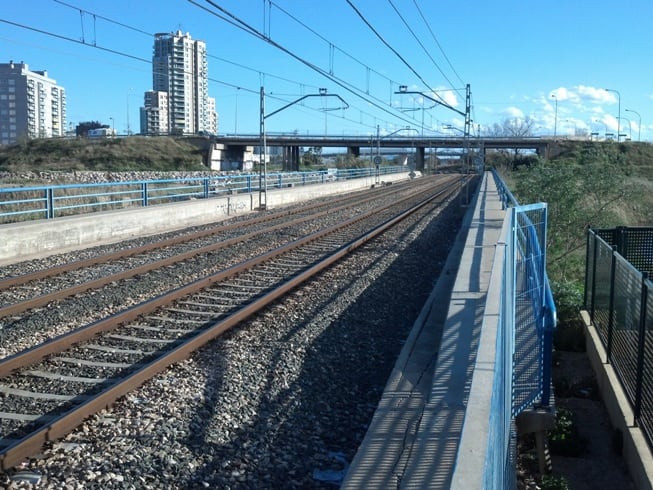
[3,189,466,489]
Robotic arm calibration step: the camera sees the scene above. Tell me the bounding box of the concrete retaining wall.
[0,172,415,265]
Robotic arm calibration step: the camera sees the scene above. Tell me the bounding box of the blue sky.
[2,0,653,140]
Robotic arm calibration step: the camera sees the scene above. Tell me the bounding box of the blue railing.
[490,169,557,487]
[493,169,557,408]
[0,166,405,223]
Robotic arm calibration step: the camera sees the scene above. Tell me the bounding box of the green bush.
[549,408,587,457]
[541,474,571,490]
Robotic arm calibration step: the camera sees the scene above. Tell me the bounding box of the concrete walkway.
[341,172,506,489]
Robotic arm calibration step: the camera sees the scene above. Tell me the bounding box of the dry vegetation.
[0,136,209,173]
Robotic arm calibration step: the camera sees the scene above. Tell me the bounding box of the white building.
[140,31,218,136]
[0,61,67,145]
[140,91,169,135]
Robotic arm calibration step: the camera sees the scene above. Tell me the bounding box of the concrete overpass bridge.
[207,135,551,171]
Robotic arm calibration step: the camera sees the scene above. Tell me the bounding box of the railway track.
[0,177,443,319]
[0,175,465,472]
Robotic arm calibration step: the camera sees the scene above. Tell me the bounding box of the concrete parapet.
[0,172,415,266]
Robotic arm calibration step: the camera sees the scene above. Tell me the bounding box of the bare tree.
[486,117,537,157]
[487,117,536,138]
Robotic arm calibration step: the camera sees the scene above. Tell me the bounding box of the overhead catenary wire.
[268,1,406,101]
[54,0,421,132]
[191,0,429,132]
[411,0,466,88]
[386,0,459,94]
[345,0,449,107]
[5,1,451,134]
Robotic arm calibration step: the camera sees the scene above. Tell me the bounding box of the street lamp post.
[618,116,632,141]
[604,88,621,142]
[443,124,465,135]
[126,88,134,136]
[594,119,610,140]
[259,87,348,209]
[551,94,558,139]
[109,117,114,136]
[625,109,641,141]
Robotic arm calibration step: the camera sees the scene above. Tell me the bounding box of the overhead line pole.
[259,87,348,210]
[395,84,472,200]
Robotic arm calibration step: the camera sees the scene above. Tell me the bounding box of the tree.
[486,117,537,159]
[76,121,105,138]
[487,117,536,138]
[301,146,322,167]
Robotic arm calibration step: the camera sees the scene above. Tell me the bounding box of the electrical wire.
[386,0,458,91]
[5,1,438,133]
[412,0,465,88]
[54,0,434,131]
[269,1,403,98]
[191,0,425,130]
[345,0,449,106]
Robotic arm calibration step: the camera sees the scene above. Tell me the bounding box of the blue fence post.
[141,183,148,207]
[203,178,209,199]
[46,188,54,219]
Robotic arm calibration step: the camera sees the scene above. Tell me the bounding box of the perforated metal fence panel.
[585,227,653,450]
[511,203,549,416]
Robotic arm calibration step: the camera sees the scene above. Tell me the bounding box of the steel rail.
[0,179,441,318]
[0,177,465,470]
[0,177,461,376]
[0,179,409,290]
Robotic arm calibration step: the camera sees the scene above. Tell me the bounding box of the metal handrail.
[0,166,406,223]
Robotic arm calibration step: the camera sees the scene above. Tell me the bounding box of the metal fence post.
[141,183,149,207]
[616,226,627,257]
[584,229,592,310]
[590,231,599,324]
[203,178,209,199]
[634,272,649,424]
[46,188,54,219]
[606,245,618,363]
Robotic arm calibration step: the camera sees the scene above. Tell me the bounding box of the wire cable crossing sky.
[1,0,652,140]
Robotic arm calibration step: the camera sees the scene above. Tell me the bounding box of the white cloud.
[502,106,524,119]
[577,85,613,103]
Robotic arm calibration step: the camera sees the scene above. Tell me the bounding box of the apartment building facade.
[140,31,217,136]
[0,61,67,145]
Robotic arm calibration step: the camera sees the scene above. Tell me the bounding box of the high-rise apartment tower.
[140,31,217,136]
[0,61,67,145]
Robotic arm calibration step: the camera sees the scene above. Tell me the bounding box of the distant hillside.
[0,136,210,173]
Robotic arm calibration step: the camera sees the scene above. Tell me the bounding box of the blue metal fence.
[490,170,557,487]
[0,166,405,223]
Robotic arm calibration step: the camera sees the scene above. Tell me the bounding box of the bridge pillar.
[213,143,249,171]
[415,147,425,171]
[283,145,301,171]
[347,146,361,158]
